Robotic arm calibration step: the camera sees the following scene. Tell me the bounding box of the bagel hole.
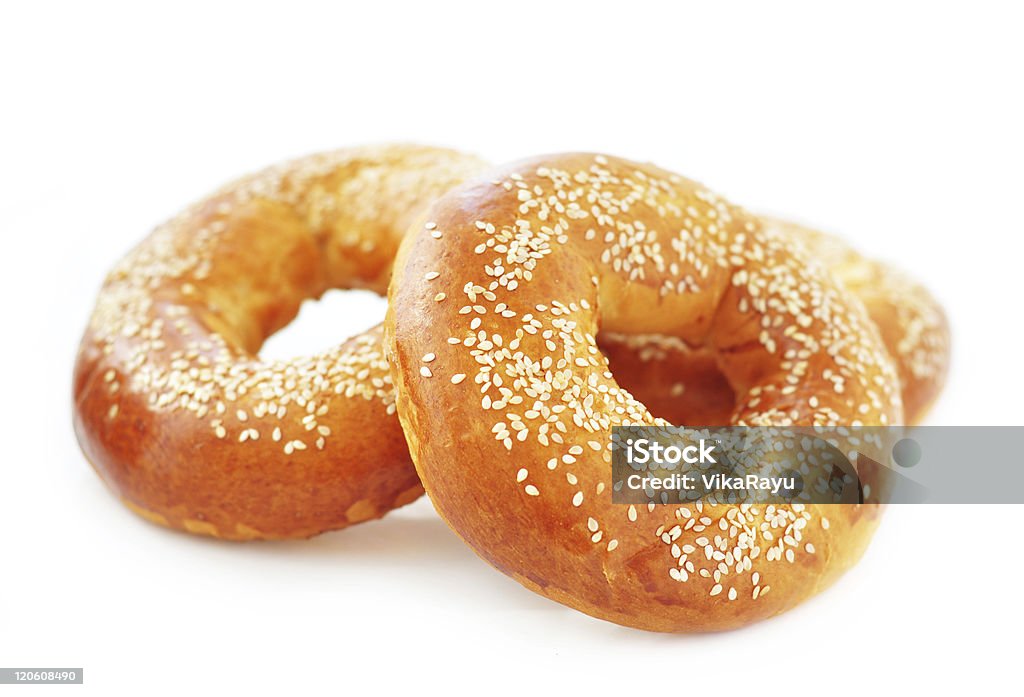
[258,288,387,361]
[601,342,737,427]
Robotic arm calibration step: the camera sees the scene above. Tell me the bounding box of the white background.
[2,1,1022,694]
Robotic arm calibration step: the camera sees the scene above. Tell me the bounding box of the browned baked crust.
[385,153,912,631]
[74,145,949,560]
[73,145,487,539]
[605,219,950,427]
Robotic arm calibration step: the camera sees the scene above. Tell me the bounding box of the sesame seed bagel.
[767,218,950,421]
[73,144,488,540]
[73,143,948,554]
[385,153,906,632]
[605,218,950,427]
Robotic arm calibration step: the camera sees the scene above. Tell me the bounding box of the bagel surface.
[767,218,950,421]
[386,153,907,631]
[74,145,949,552]
[606,217,950,427]
[73,144,487,540]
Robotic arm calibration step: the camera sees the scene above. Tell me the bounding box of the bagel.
[767,218,950,421]
[605,218,950,427]
[73,144,488,540]
[74,144,949,550]
[385,153,912,632]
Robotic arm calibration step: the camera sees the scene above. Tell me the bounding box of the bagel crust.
[73,142,950,567]
[605,219,950,427]
[767,218,950,422]
[386,154,906,631]
[73,145,487,540]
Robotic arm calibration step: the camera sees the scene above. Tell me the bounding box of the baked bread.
[73,144,487,539]
[385,153,916,631]
[605,217,950,426]
[74,144,949,562]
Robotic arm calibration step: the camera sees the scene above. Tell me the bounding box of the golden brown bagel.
[74,144,949,549]
[73,144,488,540]
[769,218,950,421]
[605,218,950,427]
[386,153,906,632]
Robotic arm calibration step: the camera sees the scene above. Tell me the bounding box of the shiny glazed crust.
[385,153,913,631]
[74,144,950,562]
[73,145,488,540]
[769,218,950,422]
[606,218,950,427]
